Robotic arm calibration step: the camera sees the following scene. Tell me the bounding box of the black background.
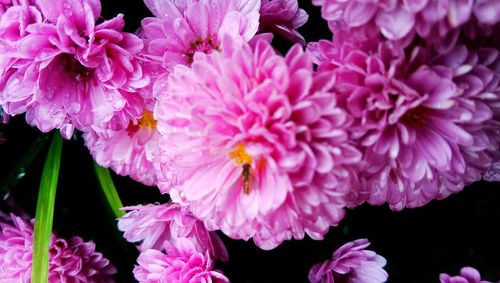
[0,1,499,282]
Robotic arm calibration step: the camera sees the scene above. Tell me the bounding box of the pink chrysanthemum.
[118,203,228,261]
[83,95,159,186]
[312,0,500,45]
[133,238,229,283]
[259,0,308,44]
[439,267,493,283]
[0,213,116,282]
[0,0,148,138]
[308,238,388,283]
[433,46,500,186]
[139,0,260,93]
[309,40,499,210]
[155,40,362,249]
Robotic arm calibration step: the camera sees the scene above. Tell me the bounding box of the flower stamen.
[402,107,428,128]
[61,54,94,82]
[229,144,253,165]
[126,110,157,136]
[185,35,221,64]
[138,110,157,130]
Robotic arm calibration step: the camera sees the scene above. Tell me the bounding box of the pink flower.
[133,238,229,283]
[139,0,260,98]
[0,213,116,282]
[433,46,500,187]
[0,0,148,138]
[118,203,228,261]
[83,95,159,186]
[439,267,493,283]
[312,0,500,44]
[308,238,388,283]
[259,0,308,44]
[310,40,499,210]
[155,40,362,249]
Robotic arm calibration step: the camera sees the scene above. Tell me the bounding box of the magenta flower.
[83,95,159,186]
[433,46,500,187]
[133,238,229,283]
[0,0,148,138]
[310,40,499,210]
[139,0,260,96]
[259,0,308,44]
[312,0,500,45]
[308,238,388,283]
[118,203,228,261]
[0,213,116,282]
[439,267,493,283]
[154,39,362,249]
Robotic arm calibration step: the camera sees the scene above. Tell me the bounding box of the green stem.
[31,132,63,283]
[93,163,125,218]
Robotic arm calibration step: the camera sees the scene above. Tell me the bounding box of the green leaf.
[93,163,125,218]
[1,135,49,200]
[32,132,63,283]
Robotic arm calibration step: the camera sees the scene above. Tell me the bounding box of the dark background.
[1,1,499,282]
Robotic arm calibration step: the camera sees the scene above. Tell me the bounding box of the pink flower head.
[312,0,500,45]
[439,267,493,283]
[84,95,159,186]
[432,46,500,187]
[140,0,260,75]
[118,203,228,261]
[259,0,308,44]
[0,213,116,282]
[0,0,149,138]
[133,238,229,283]
[308,238,388,283]
[155,39,362,249]
[310,40,499,210]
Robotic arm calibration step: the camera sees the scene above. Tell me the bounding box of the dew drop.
[16,169,25,179]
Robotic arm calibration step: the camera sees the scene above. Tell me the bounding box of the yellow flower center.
[138,110,157,130]
[229,144,253,165]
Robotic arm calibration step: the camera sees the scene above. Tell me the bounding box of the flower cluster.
[0,0,499,281]
[155,39,362,249]
[118,203,229,282]
[308,2,500,211]
[0,213,115,282]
